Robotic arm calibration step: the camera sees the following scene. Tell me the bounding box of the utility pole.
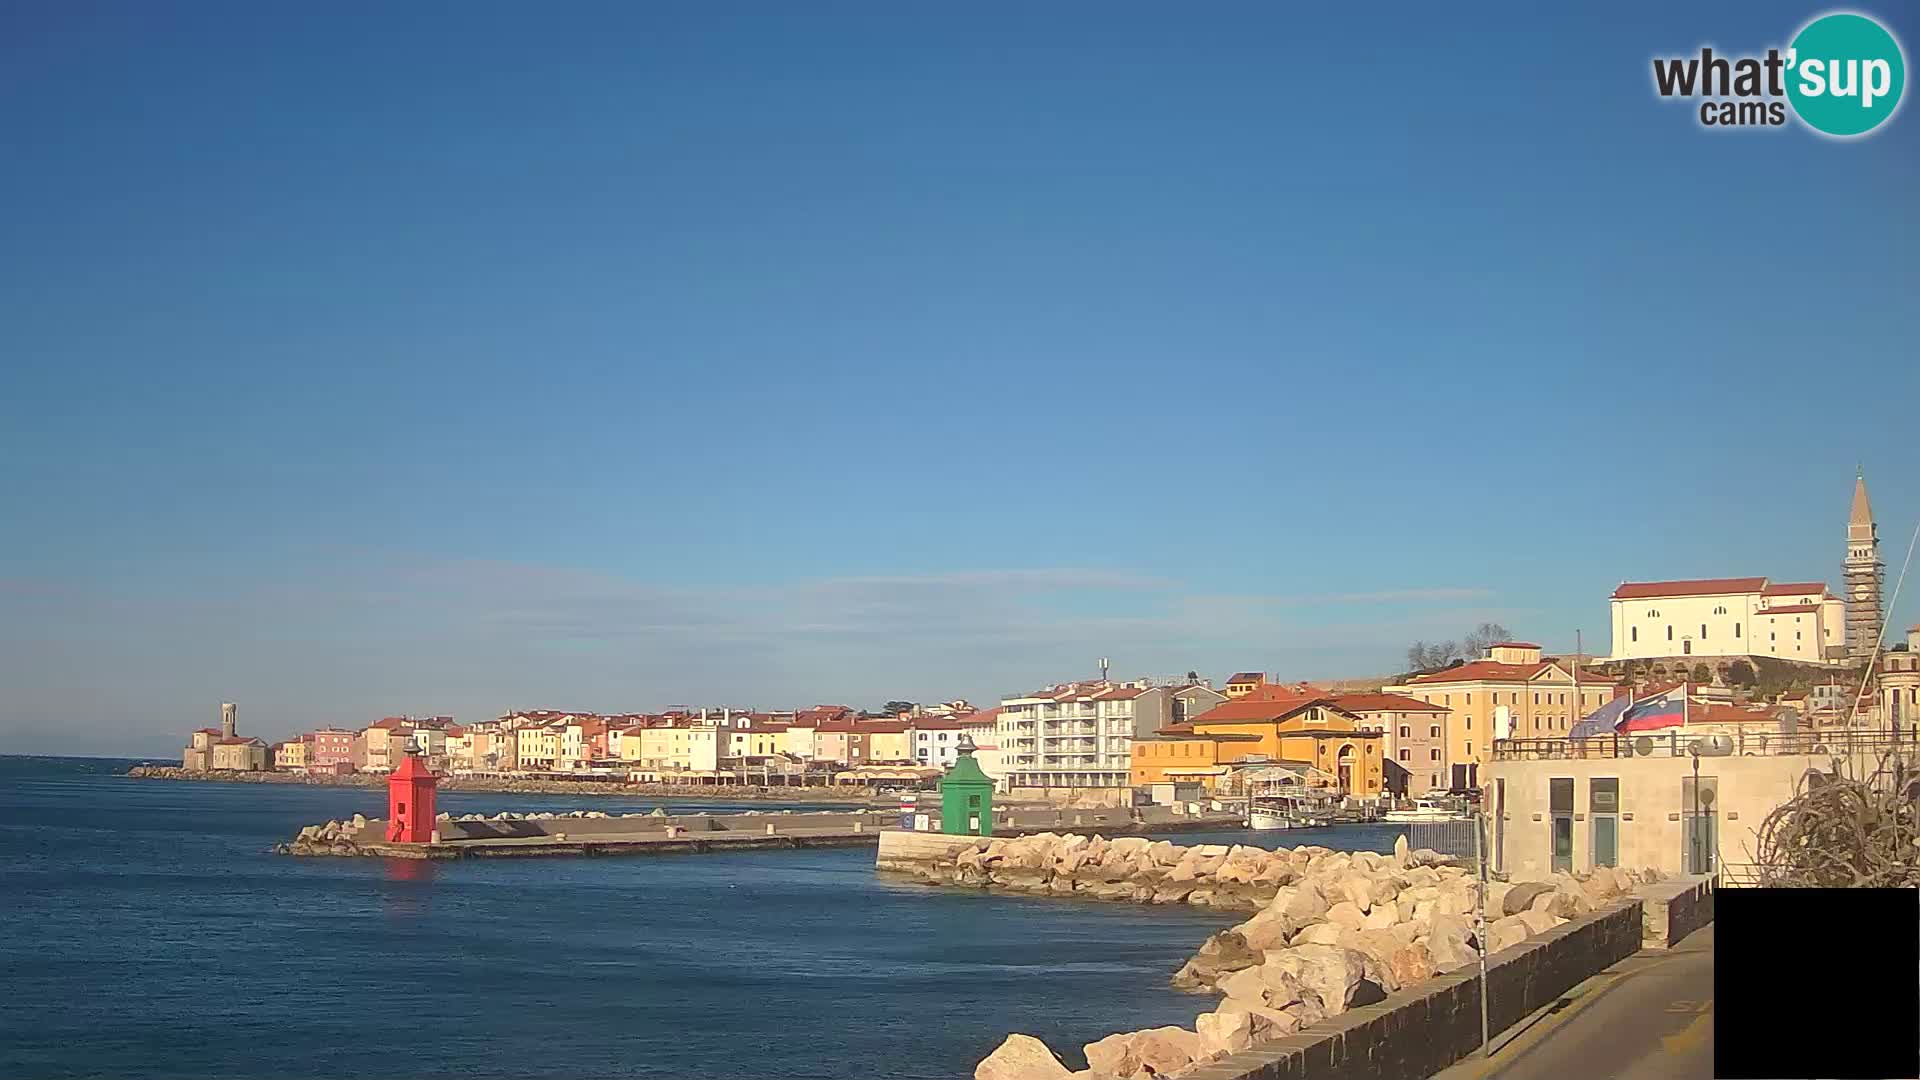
[1473,810,1491,1057]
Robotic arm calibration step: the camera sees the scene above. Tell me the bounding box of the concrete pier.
[279,803,1246,859]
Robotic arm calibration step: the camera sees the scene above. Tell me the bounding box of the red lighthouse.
[385,747,439,843]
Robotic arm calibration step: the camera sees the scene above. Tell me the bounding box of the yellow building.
[860,723,913,763]
[1131,690,1385,796]
[1383,643,1614,788]
[635,725,721,774]
[272,738,309,771]
[514,724,561,771]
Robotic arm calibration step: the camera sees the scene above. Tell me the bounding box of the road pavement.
[1430,923,1714,1080]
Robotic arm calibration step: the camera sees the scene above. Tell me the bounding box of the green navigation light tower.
[939,735,994,836]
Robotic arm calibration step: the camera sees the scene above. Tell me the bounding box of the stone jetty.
[917,832,1665,1080]
[127,765,885,803]
[277,808,897,859]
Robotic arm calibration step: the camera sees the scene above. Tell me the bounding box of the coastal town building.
[996,680,1178,794]
[309,728,354,770]
[272,736,310,771]
[1486,726,1892,879]
[1223,673,1266,698]
[911,711,1000,770]
[1606,577,1846,666]
[180,703,270,772]
[1330,692,1453,796]
[1384,643,1612,790]
[1129,686,1386,796]
[210,736,270,771]
[1880,627,1920,733]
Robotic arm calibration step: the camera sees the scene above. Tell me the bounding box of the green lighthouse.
[939,735,995,836]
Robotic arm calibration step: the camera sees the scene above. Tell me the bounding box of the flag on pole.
[1616,685,1687,733]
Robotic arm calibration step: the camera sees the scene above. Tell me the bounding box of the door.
[1682,774,1718,874]
[1550,776,1574,873]
[1591,777,1619,868]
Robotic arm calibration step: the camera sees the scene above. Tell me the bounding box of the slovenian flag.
[1616,686,1687,733]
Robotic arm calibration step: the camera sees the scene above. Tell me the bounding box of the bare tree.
[1750,749,1919,888]
[1461,622,1513,661]
[1405,640,1462,672]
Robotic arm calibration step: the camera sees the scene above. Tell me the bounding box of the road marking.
[1660,1007,1713,1056]
[1665,999,1711,1014]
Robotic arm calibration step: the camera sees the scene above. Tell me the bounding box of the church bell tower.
[1845,470,1885,660]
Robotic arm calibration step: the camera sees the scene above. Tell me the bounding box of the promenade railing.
[1491,729,1912,761]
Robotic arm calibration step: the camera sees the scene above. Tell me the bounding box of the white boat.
[1248,805,1293,830]
[1381,798,1470,823]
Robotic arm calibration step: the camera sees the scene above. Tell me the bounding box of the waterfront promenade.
[1428,923,1714,1080]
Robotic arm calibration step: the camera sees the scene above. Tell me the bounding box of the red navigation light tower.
[386,747,438,843]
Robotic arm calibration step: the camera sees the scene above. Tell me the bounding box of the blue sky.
[3,1,1916,754]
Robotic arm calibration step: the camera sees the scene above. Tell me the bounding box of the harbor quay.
[278,791,1243,860]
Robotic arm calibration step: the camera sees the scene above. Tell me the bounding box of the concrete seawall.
[1179,898,1649,1080]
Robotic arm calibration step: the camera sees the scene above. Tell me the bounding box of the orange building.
[1130,686,1385,796]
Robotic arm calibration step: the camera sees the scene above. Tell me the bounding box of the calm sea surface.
[0,756,1408,1080]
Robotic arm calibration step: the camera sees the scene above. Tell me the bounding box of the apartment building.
[996,680,1175,791]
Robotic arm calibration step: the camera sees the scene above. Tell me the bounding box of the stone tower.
[1845,471,1885,659]
[220,702,237,740]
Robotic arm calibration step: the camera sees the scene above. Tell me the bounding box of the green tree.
[1691,663,1712,684]
[1726,660,1757,687]
[883,700,917,716]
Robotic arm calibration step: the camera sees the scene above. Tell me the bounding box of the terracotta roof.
[1188,693,1335,725]
[1490,641,1541,649]
[194,728,223,735]
[1612,577,1768,600]
[907,717,974,731]
[1401,660,1557,684]
[854,720,909,734]
[1226,672,1266,684]
[1761,582,1828,596]
[367,717,411,731]
[1756,604,1821,615]
[1329,692,1450,714]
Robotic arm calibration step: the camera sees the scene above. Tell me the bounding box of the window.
[1398,749,1410,761]
[1667,625,1674,640]
[1429,724,1440,738]
[1713,605,1726,615]
[1533,693,1540,705]
[1466,693,1472,705]
[1735,622,1741,638]
[1429,748,1440,761]
[1465,717,1472,730]
[1465,742,1473,756]
[1701,624,1708,639]
[1632,626,1637,642]
[1399,725,1410,738]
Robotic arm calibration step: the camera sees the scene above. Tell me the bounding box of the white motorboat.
[1381,797,1470,823]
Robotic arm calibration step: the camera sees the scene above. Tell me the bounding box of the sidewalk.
[1430,923,1714,1080]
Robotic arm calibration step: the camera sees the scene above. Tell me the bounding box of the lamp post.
[1688,741,1702,875]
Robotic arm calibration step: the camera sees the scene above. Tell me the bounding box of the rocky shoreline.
[124,765,876,802]
[896,832,1664,1079]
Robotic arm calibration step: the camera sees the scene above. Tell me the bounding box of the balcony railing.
[1492,729,1915,761]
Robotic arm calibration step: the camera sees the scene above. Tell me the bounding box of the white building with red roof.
[995,678,1191,792]
[1606,576,1846,666]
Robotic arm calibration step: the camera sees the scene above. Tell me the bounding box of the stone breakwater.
[126,765,874,802]
[886,832,1665,1080]
[276,808,891,857]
